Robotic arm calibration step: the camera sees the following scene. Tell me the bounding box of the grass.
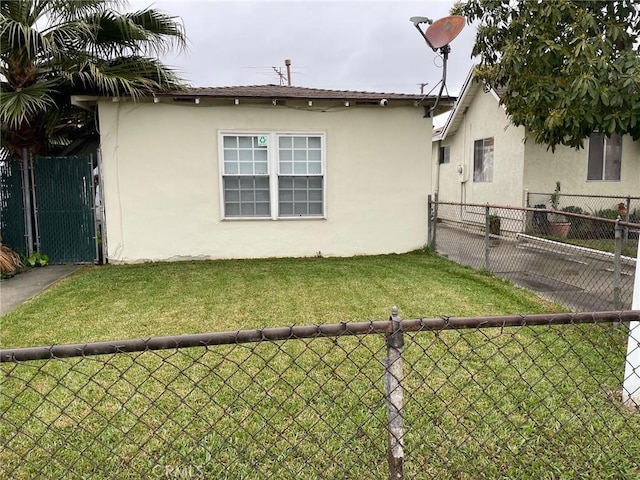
[1,251,557,348]
[1,251,638,479]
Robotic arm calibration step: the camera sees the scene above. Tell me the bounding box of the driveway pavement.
[435,224,636,312]
[0,265,85,316]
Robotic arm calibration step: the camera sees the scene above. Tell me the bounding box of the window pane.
[238,162,252,174]
[223,136,237,148]
[224,150,238,161]
[240,203,255,216]
[240,190,255,202]
[473,138,493,182]
[588,133,605,180]
[280,162,293,174]
[279,137,292,148]
[256,189,270,202]
[309,203,323,215]
[279,203,293,215]
[308,177,322,188]
[308,162,321,174]
[308,137,321,148]
[293,163,307,174]
[294,149,307,161]
[225,162,238,174]
[308,149,321,161]
[293,137,306,148]
[255,161,268,175]
[256,203,270,215]
[224,175,270,217]
[279,149,292,161]
[309,190,322,202]
[255,149,268,161]
[239,149,253,161]
[226,190,240,202]
[226,203,240,216]
[278,176,323,217]
[604,133,622,181]
[238,136,252,148]
[255,177,269,189]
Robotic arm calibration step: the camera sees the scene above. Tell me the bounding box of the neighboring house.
[432,70,640,208]
[73,85,453,263]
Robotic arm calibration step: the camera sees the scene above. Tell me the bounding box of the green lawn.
[1,252,638,479]
[1,251,558,348]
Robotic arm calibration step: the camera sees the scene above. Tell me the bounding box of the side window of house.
[439,145,450,164]
[222,135,270,217]
[278,136,324,216]
[220,133,325,219]
[473,137,494,182]
[587,133,621,181]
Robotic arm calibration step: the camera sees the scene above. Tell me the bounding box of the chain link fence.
[429,199,639,312]
[1,310,640,479]
[526,192,640,224]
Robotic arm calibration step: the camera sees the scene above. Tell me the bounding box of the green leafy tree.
[1,0,187,157]
[453,0,640,150]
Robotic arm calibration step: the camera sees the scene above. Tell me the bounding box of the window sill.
[221,216,327,222]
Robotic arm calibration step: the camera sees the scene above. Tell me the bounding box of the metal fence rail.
[526,192,640,223]
[429,199,639,312]
[1,310,639,479]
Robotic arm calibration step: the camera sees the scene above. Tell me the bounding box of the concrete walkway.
[0,265,85,316]
[435,223,636,312]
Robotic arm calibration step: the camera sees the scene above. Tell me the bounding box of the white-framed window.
[587,133,621,181]
[439,145,450,164]
[473,137,494,182]
[220,132,325,219]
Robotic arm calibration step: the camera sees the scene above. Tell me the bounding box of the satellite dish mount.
[410,15,465,117]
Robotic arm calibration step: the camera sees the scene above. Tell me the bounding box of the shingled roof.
[157,84,448,103]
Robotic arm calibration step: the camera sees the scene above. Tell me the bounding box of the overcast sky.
[136,0,478,97]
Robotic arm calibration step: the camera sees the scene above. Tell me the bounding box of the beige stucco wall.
[523,134,640,202]
[435,89,527,207]
[97,100,432,263]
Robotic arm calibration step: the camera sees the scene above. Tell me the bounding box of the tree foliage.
[453,0,640,150]
[0,0,187,156]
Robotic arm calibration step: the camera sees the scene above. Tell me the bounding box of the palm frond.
[0,81,57,129]
[69,55,183,96]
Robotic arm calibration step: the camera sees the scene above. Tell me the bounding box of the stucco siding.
[98,101,432,263]
[523,134,640,200]
[436,88,526,207]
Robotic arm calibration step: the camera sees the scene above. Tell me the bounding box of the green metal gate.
[0,156,26,255]
[32,156,97,264]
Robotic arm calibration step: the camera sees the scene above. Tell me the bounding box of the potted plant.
[489,214,501,236]
[548,181,571,238]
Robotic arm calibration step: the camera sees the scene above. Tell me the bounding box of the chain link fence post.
[385,306,404,480]
[484,204,490,270]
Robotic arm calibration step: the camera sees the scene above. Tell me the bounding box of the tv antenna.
[409,15,465,116]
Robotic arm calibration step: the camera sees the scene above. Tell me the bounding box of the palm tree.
[0,0,187,157]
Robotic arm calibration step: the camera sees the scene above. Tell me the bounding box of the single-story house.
[73,86,453,263]
[432,69,640,208]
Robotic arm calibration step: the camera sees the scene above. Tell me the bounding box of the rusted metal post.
[385,306,404,479]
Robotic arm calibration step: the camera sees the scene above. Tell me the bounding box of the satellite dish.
[408,14,466,117]
[424,16,465,50]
